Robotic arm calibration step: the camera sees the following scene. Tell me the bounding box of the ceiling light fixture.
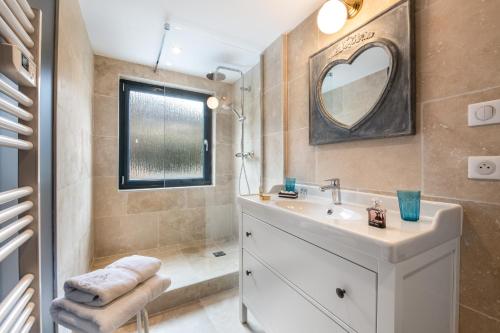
[317,0,363,34]
[171,46,182,55]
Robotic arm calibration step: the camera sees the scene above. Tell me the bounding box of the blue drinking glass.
[397,190,421,222]
[284,177,296,192]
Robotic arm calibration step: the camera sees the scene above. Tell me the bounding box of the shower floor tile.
[91,239,239,291]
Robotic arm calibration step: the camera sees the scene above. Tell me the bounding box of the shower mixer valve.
[235,152,255,159]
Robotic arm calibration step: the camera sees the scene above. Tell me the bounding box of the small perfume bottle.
[367,199,387,229]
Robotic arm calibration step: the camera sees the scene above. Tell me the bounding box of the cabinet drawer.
[242,250,347,333]
[243,213,376,333]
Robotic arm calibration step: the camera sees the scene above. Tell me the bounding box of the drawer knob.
[245,232,252,237]
[245,270,252,276]
[336,288,346,299]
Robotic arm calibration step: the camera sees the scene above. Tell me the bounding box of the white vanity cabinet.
[238,188,462,333]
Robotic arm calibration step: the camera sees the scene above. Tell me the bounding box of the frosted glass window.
[119,80,212,189]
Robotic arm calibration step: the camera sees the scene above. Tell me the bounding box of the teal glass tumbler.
[397,190,421,221]
[285,177,296,192]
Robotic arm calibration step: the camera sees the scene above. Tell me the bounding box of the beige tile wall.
[262,36,286,191]
[55,0,94,302]
[92,56,236,259]
[263,0,500,330]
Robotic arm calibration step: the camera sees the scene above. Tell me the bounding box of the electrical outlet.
[468,156,500,180]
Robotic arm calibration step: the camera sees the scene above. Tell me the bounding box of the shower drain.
[213,251,226,257]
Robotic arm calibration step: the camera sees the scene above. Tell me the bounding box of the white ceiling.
[79,0,324,82]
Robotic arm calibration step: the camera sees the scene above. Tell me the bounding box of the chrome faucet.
[320,178,342,205]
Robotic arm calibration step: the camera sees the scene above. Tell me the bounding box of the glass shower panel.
[128,90,205,181]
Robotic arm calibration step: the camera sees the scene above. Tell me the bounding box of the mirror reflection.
[320,46,391,128]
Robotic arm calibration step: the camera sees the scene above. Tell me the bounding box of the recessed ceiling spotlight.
[171,46,182,55]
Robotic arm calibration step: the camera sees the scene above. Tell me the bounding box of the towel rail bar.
[0,97,33,121]
[0,216,33,243]
[0,275,34,324]
[10,302,34,333]
[0,135,33,150]
[0,288,34,332]
[0,0,34,48]
[19,316,35,333]
[0,78,33,106]
[16,0,34,20]
[4,0,34,34]
[0,230,33,263]
[0,116,32,135]
[0,201,33,225]
[0,186,32,205]
[0,15,33,60]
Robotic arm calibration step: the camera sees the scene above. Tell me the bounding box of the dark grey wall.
[29,0,57,331]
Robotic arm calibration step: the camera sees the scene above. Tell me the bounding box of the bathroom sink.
[238,186,463,264]
[274,200,363,221]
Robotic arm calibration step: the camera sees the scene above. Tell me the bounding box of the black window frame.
[119,79,213,190]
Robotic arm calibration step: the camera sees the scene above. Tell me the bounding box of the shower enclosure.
[206,65,262,196]
[88,57,262,318]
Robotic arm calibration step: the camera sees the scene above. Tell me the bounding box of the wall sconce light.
[317,0,363,34]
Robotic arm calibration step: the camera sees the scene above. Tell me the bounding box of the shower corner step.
[145,271,238,316]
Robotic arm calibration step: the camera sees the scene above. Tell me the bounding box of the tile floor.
[92,239,239,290]
[116,288,264,333]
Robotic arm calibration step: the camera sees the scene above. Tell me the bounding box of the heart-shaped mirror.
[319,44,394,130]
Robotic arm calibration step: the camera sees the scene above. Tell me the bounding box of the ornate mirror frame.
[309,0,415,145]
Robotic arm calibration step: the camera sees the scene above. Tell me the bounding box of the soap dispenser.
[367,199,387,229]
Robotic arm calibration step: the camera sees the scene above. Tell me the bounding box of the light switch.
[468,99,500,127]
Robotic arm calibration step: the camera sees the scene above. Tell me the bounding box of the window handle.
[204,139,209,152]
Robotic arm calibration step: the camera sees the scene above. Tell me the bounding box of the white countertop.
[238,186,462,264]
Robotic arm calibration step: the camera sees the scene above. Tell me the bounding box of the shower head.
[206,72,226,81]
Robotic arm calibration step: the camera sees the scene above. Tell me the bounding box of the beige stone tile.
[216,113,234,145]
[263,36,284,92]
[422,88,500,203]
[186,188,206,208]
[93,136,118,177]
[263,133,284,186]
[416,0,500,102]
[121,213,159,252]
[215,143,234,176]
[287,12,318,81]
[287,73,309,131]
[127,189,186,214]
[201,289,265,333]
[286,127,316,184]
[263,85,283,135]
[459,201,500,319]
[315,131,421,192]
[93,176,127,218]
[459,305,500,333]
[94,55,161,97]
[94,213,159,257]
[116,301,218,333]
[93,94,118,137]
[205,205,235,241]
[93,216,124,258]
[158,209,184,248]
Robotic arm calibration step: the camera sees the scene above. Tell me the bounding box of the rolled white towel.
[64,255,161,306]
[52,274,171,333]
